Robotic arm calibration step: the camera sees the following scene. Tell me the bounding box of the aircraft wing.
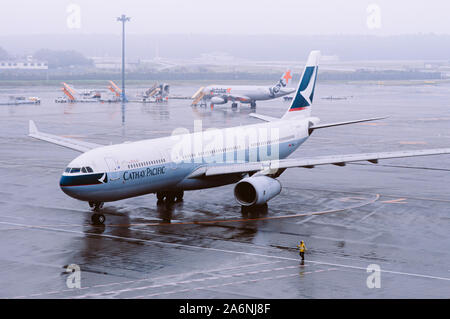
[28,120,103,153]
[189,148,450,178]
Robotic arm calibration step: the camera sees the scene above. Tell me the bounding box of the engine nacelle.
[161,83,170,95]
[210,96,227,104]
[234,176,282,206]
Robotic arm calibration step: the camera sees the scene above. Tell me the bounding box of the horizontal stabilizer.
[310,117,387,131]
[249,113,279,122]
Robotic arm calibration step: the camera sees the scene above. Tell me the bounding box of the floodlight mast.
[117,14,130,102]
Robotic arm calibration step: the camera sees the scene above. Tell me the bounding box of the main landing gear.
[89,202,105,225]
[250,101,256,109]
[156,191,184,203]
[241,203,268,216]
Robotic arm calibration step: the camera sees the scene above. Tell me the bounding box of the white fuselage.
[60,117,313,203]
[205,85,295,104]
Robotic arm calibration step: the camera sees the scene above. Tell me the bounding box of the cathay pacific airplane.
[191,70,296,108]
[29,51,450,225]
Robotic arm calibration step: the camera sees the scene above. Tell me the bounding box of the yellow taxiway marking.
[382,198,407,204]
[339,196,370,202]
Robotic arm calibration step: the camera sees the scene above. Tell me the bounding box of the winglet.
[29,120,38,135]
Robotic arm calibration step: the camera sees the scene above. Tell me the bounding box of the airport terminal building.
[0,57,48,70]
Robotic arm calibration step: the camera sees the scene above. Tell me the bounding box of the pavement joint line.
[357,206,382,222]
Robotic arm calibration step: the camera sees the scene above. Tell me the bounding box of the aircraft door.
[104,157,122,183]
[163,147,177,171]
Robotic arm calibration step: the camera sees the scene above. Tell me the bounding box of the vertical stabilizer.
[282,51,320,119]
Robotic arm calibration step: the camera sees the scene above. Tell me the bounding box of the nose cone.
[59,173,107,200]
[60,179,79,200]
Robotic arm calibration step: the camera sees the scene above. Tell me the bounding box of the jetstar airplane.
[191,70,295,108]
[29,51,450,225]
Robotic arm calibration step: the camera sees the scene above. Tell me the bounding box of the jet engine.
[161,83,170,96]
[210,96,227,104]
[234,176,282,206]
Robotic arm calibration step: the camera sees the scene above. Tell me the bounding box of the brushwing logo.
[289,66,317,111]
[98,173,107,184]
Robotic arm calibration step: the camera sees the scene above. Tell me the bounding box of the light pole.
[117,14,130,102]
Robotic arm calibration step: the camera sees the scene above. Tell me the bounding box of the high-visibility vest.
[298,243,306,253]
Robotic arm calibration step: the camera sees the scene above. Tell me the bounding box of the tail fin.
[282,51,320,119]
[279,70,293,86]
[269,70,293,97]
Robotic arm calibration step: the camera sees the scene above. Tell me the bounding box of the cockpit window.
[65,167,93,174]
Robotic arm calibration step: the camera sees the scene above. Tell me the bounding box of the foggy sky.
[1,0,450,36]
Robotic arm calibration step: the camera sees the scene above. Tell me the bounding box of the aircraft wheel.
[241,203,267,215]
[166,193,176,203]
[175,191,184,202]
[91,213,105,225]
[156,192,165,201]
[241,206,250,215]
[231,103,238,108]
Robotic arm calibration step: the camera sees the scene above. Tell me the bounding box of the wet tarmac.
[0,82,450,298]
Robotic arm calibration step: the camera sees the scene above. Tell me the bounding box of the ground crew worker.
[297,240,307,261]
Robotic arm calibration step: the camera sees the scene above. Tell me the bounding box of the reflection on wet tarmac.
[1,83,450,298]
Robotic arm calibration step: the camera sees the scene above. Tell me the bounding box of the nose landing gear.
[89,202,105,225]
[91,213,106,225]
